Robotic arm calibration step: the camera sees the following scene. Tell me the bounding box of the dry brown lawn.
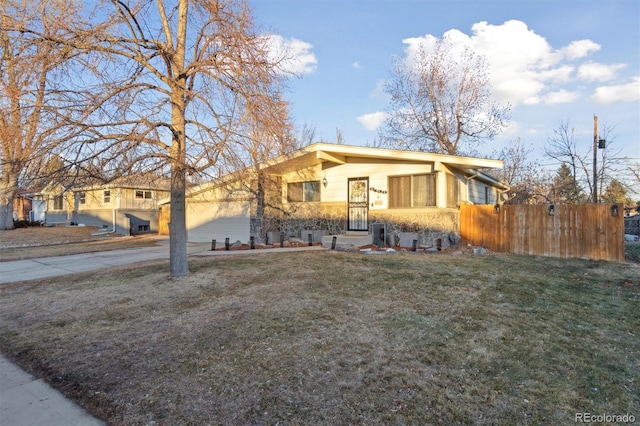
[0,226,160,261]
[1,248,638,425]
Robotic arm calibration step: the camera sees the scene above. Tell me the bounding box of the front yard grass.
[1,251,638,425]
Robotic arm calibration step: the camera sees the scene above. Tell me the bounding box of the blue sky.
[251,0,639,185]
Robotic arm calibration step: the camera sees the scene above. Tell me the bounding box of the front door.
[347,177,369,231]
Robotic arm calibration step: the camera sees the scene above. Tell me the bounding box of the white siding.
[186,201,250,243]
[468,179,497,205]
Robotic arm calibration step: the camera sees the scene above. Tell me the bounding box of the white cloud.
[592,77,640,104]
[264,34,317,75]
[357,111,388,131]
[578,61,626,82]
[558,39,601,60]
[369,79,387,99]
[544,89,580,104]
[402,20,624,107]
[352,61,362,69]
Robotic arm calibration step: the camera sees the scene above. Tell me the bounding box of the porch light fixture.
[549,204,555,216]
[322,177,328,188]
[494,204,500,214]
[611,204,619,217]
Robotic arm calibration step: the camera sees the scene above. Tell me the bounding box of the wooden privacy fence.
[460,203,625,262]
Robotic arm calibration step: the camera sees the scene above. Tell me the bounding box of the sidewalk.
[0,239,326,425]
[0,354,106,426]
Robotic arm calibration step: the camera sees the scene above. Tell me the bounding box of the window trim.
[388,173,436,208]
[135,190,152,200]
[103,190,111,204]
[286,180,321,203]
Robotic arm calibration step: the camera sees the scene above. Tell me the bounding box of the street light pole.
[593,115,598,203]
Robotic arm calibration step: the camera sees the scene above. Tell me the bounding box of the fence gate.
[347,177,369,231]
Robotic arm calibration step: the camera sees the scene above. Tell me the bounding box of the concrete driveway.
[0,239,326,284]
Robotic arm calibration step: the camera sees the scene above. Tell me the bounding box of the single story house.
[162,143,509,249]
[35,175,170,235]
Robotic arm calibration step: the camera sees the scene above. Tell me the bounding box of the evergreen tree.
[601,179,632,206]
[552,163,585,204]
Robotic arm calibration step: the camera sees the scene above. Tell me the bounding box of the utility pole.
[593,115,598,203]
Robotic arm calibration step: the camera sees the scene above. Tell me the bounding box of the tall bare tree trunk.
[168,0,189,277]
[0,186,17,230]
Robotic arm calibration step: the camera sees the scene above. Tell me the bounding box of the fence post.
[225,237,230,251]
[211,239,216,251]
[331,236,337,250]
[250,236,255,249]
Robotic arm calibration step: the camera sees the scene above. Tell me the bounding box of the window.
[103,190,111,204]
[53,195,63,210]
[447,174,459,208]
[135,190,152,200]
[138,224,150,232]
[78,192,86,205]
[388,174,436,208]
[287,181,320,202]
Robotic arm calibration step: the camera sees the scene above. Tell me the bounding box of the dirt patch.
[0,226,119,249]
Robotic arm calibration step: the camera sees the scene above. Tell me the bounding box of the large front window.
[287,181,320,202]
[388,174,436,208]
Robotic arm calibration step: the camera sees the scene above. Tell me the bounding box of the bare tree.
[379,35,510,155]
[545,119,588,202]
[545,119,629,203]
[493,138,546,204]
[0,0,101,229]
[24,0,293,277]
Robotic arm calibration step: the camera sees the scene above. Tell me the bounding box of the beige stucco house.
[165,143,508,249]
[36,175,170,235]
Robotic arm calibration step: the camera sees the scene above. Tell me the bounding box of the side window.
[53,195,64,210]
[287,181,320,202]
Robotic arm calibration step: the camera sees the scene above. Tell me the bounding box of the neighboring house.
[12,188,43,222]
[164,143,508,249]
[36,175,170,235]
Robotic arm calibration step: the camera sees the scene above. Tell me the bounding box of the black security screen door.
[347,177,369,231]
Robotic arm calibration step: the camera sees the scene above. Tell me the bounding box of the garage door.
[186,201,250,243]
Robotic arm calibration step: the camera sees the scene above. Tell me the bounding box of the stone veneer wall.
[251,202,460,248]
[369,209,459,248]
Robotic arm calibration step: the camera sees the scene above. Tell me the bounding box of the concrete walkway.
[0,238,326,425]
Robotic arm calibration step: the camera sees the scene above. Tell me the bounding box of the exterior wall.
[259,160,464,247]
[71,208,158,235]
[468,178,498,205]
[42,188,73,224]
[255,201,459,249]
[74,187,169,210]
